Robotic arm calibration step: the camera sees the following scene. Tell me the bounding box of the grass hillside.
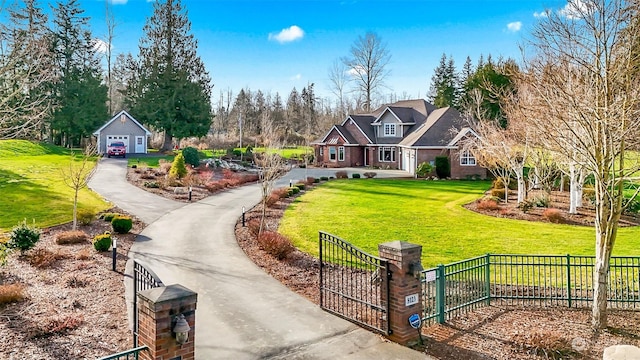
[0,140,109,230]
[278,179,640,267]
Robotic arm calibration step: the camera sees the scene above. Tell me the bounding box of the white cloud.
[290,74,302,81]
[347,65,365,77]
[559,0,591,19]
[533,10,549,18]
[93,39,109,54]
[507,21,522,32]
[110,0,128,4]
[268,25,304,44]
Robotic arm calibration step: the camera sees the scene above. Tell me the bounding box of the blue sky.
[78,0,572,104]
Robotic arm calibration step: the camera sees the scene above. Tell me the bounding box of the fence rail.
[422,254,640,325]
[133,260,165,347]
[98,346,149,360]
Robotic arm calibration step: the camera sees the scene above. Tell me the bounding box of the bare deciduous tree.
[60,146,97,230]
[341,32,391,112]
[328,59,350,117]
[510,0,640,329]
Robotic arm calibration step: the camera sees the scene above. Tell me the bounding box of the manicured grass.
[0,140,109,231]
[128,155,175,168]
[278,179,640,268]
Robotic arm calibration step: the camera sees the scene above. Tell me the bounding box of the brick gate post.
[378,241,423,345]
[137,284,197,360]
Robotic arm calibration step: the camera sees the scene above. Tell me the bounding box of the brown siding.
[449,149,487,179]
[343,119,370,144]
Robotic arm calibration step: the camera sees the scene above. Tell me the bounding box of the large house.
[312,99,486,179]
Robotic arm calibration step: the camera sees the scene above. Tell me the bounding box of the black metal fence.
[98,346,149,360]
[422,254,640,325]
[319,231,391,335]
[133,260,165,347]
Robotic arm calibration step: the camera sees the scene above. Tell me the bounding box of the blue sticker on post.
[408,313,421,329]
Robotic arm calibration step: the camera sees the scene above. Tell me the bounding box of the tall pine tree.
[127,0,212,151]
[51,0,107,147]
[428,53,458,108]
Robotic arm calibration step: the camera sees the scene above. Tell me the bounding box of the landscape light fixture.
[173,314,190,345]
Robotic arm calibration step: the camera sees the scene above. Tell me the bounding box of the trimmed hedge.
[111,216,133,234]
[93,233,112,252]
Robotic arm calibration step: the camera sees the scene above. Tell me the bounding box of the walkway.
[89,158,428,359]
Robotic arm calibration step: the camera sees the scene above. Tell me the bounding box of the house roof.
[92,110,152,136]
[315,124,358,145]
[399,107,467,147]
[345,115,376,143]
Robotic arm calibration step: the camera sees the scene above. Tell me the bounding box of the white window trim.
[329,146,336,161]
[383,123,397,137]
[338,146,345,161]
[378,146,396,162]
[460,150,476,166]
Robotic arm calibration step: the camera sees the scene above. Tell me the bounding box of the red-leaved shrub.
[258,231,294,260]
[543,208,565,224]
[335,170,348,179]
[247,218,261,237]
[56,230,89,245]
[477,198,500,211]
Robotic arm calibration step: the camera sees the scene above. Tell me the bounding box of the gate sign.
[408,313,422,329]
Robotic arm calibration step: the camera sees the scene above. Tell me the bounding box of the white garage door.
[107,135,129,145]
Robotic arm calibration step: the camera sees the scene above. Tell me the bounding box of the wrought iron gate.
[319,231,390,335]
[133,259,165,347]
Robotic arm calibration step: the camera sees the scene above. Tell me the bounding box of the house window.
[378,147,396,162]
[329,146,336,161]
[383,123,396,136]
[460,149,476,166]
[338,146,345,161]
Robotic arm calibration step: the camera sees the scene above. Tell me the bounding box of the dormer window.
[383,123,396,136]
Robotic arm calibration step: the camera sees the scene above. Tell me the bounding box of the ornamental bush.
[257,231,294,260]
[169,153,188,179]
[111,215,133,234]
[77,209,96,226]
[335,170,348,179]
[100,212,119,222]
[93,233,112,252]
[182,146,200,167]
[543,208,565,224]
[352,173,361,178]
[435,156,450,178]
[416,162,434,178]
[295,183,305,191]
[8,219,40,254]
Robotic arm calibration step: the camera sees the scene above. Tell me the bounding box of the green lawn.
[278,179,640,268]
[0,140,110,231]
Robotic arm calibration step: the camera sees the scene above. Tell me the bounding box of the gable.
[93,110,151,136]
[400,107,468,148]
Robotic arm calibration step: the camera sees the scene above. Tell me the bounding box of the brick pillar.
[137,284,197,360]
[378,241,422,346]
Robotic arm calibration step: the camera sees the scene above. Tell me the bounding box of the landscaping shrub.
[0,284,25,305]
[435,156,450,178]
[290,187,300,195]
[266,193,281,207]
[247,218,261,237]
[363,172,377,179]
[582,185,596,204]
[76,209,95,225]
[28,248,67,269]
[44,315,84,335]
[477,198,500,210]
[100,212,119,222]
[66,275,89,288]
[8,219,40,254]
[56,230,89,245]
[182,146,200,167]
[169,153,188,179]
[294,183,305,191]
[320,176,329,181]
[416,162,434,178]
[305,177,316,185]
[313,178,320,183]
[158,159,172,174]
[140,171,155,180]
[517,200,534,213]
[511,331,576,359]
[352,173,361,179]
[533,196,549,208]
[335,170,348,179]
[111,215,133,234]
[93,233,112,252]
[623,197,640,215]
[75,247,91,260]
[493,178,518,190]
[257,231,294,260]
[490,188,507,199]
[543,208,565,224]
[144,181,160,188]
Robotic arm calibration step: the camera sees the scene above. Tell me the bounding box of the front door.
[135,136,145,153]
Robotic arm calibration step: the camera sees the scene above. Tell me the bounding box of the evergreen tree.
[301,83,317,139]
[50,0,108,147]
[428,53,458,108]
[127,0,212,151]
[285,87,302,139]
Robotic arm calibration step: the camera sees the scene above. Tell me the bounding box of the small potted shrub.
[111,215,133,234]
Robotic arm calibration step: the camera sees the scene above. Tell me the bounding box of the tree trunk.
[160,131,172,152]
[72,188,78,231]
[516,169,526,204]
[576,169,585,208]
[569,163,578,214]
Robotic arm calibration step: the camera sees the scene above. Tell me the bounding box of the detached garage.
[93,110,152,155]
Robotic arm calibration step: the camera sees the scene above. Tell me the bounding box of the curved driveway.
[89,158,427,359]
